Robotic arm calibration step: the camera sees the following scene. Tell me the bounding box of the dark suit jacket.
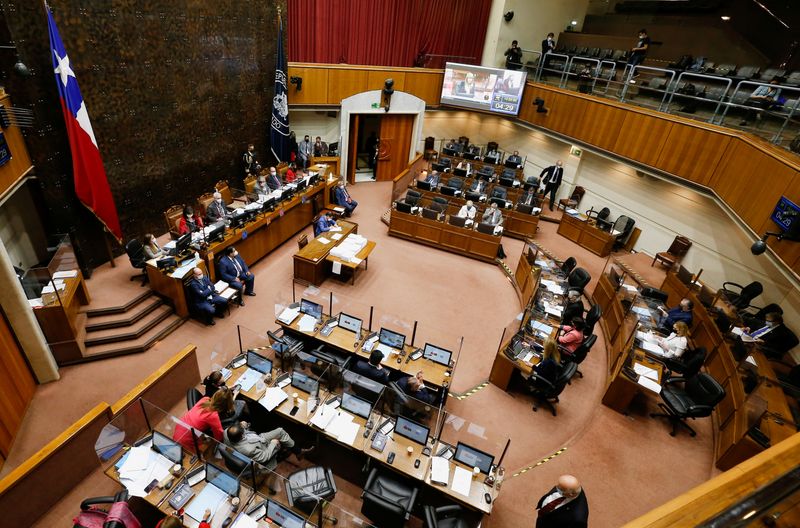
[536,488,589,528]
[397,376,435,404]
[542,39,555,55]
[218,254,250,284]
[540,165,563,188]
[352,360,390,384]
[759,324,799,359]
[266,173,282,190]
[206,200,228,223]
[188,277,215,308]
[562,300,585,327]
[334,186,354,207]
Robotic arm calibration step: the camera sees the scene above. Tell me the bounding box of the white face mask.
[766,321,777,328]
[216,198,222,203]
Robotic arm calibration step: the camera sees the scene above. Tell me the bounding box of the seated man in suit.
[562,289,585,326]
[457,200,477,223]
[482,202,504,226]
[517,188,538,208]
[188,267,227,326]
[253,175,270,195]
[224,423,311,473]
[397,372,435,405]
[507,150,523,168]
[748,312,799,360]
[657,298,693,329]
[535,474,589,528]
[265,166,283,191]
[425,170,441,187]
[206,192,229,223]
[334,181,358,216]
[470,178,488,196]
[218,247,255,303]
[314,211,337,237]
[352,350,390,384]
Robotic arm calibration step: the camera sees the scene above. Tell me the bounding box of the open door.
[346,114,360,184]
[375,114,414,181]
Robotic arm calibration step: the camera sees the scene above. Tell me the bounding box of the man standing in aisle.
[540,160,564,211]
[243,143,260,177]
[504,40,523,70]
[298,134,313,169]
[535,474,588,528]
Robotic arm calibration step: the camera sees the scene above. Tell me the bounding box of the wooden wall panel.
[768,173,800,273]
[402,71,444,106]
[327,69,370,104]
[0,94,33,198]
[573,102,627,152]
[613,112,673,166]
[0,309,35,458]
[710,140,797,232]
[286,67,330,105]
[367,71,405,92]
[654,124,732,186]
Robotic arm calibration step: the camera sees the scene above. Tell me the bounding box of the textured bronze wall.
[0,0,285,270]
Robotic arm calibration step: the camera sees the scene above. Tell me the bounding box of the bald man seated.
[205,192,229,223]
[187,267,227,326]
[535,474,589,528]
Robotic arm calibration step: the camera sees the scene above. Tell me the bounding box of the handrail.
[563,56,602,90]
[621,65,676,109]
[536,52,570,86]
[664,71,732,119]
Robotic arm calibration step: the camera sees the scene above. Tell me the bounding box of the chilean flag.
[46,4,122,242]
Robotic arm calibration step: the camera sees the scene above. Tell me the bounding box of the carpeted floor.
[8,181,716,527]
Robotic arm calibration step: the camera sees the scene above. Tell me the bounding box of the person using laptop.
[655,321,690,359]
[558,318,585,356]
[469,178,487,195]
[397,371,435,405]
[352,350,390,384]
[455,160,472,176]
[266,166,283,190]
[745,312,799,360]
[482,202,504,227]
[518,187,538,208]
[457,200,477,222]
[507,150,523,168]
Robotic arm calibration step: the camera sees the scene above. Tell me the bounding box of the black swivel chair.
[560,256,577,276]
[433,196,449,209]
[721,280,763,310]
[125,239,148,286]
[405,189,421,206]
[490,186,508,201]
[566,334,596,380]
[285,466,338,526]
[219,446,267,488]
[186,387,202,409]
[423,504,474,528]
[447,176,464,190]
[361,467,419,528]
[662,347,706,379]
[567,267,591,293]
[584,304,602,337]
[528,362,577,416]
[650,372,725,437]
[586,207,612,231]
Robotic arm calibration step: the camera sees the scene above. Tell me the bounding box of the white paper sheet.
[259,387,289,411]
[121,445,151,472]
[637,376,662,394]
[52,270,78,279]
[632,306,651,316]
[336,420,360,445]
[329,226,343,232]
[332,261,342,275]
[331,233,343,240]
[317,237,331,245]
[310,404,338,430]
[185,484,227,521]
[214,280,229,293]
[731,327,744,336]
[28,298,44,308]
[530,321,553,334]
[278,306,300,324]
[231,513,259,528]
[351,257,363,265]
[640,340,664,355]
[430,457,450,485]
[325,411,354,437]
[236,368,262,392]
[451,466,473,497]
[745,355,758,366]
[633,363,659,380]
[298,314,317,333]
[219,288,237,300]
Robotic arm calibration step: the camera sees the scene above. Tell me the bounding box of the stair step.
[85,297,164,332]
[85,305,174,346]
[78,315,186,362]
[82,290,153,317]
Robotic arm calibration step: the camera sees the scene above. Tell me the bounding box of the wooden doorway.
[376,114,414,181]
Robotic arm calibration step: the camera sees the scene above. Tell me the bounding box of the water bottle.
[495,466,506,491]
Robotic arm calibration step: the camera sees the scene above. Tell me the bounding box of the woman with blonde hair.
[533,338,562,385]
[658,320,691,359]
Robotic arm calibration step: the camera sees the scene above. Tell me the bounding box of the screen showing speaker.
[440,62,526,116]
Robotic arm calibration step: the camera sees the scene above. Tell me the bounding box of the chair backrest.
[491,186,507,199]
[243,174,256,194]
[568,267,591,291]
[682,347,706,378]
[219,445,250,474]
[422,207,440,220]
[298,234,308,249]
[612,215,632,235]
[597,207,610,220]
[739,281,764,306]
[165,205,184,236]
[405,190,421,205]
[433,196,448,206]
[584,304,602,333]
[554,362,578,393]
[561,256,577,275]
[668,235,692,257]
[186,387,202,409]
[571,186,586,202]
[447,177,463,190]
[685,373,725,413]
[571,334,596,365]
[125,239,145,268]
[197,192,215,217]
[215,180,233,204]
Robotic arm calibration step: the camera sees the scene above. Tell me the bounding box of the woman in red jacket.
[157,509,211,528]
[178,205,204,235]
[172,389,234,451]
[558,318,586,356]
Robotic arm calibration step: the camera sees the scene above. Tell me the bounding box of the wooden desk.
[557,213,616,257]
[602,351,664,413]
[388,209,501,263]
[326,239,377,285]
[364,430,430,481]
[146,258,206,318]
[33,272,91,363]
[423,445,497,515]
[293,221,357,286]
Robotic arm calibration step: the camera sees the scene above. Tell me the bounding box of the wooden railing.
[391,152,426,204]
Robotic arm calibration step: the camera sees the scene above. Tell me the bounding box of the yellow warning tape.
[451,380,489,401]
[512,447,568,477]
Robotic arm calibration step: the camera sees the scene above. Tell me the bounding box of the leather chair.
[652,235,692,268]
[297,234,308,250]
[557,185,585,211]
[125,239,148,286]
[285,466,338,525]
[641,287,669,304]
[583,304,602,337]
[501,168,517,180]
[650,372,725,437]
[567,334,596,379]
[361,467,419,528]
[490,186,507,201]
[219,445,265,487]
[478,166,495,180]
[164,204,184,239]
[567,267,591,293]
[423,504,473,528]
[586,207,612,231]
[611,216,635,249]
[721,280,763,310]
[186,387,202,409]
[447,176,464,190]
[662,347,706,379]
[405,189,421,206]
[433,196,449,209]
[560,256,577,276]
[528,362,577,416]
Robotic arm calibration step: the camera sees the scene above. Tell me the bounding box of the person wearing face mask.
[254,174,269,195]
[242,143,260,176]
[313,136,328,157]
[457,200,477,223]
[265,166,282,190]
[504,40,523,70]
[746,312,799,360]
[540,33,556,80]
[657,298,694,330]
[334,180,358,216]
[188,267,227,325]
[178,205,203,235]
[535,474,589,528]
[626,29,650,79]
[218,246,255,303]
[540,160,564,211]
[205,192,229,223]
[298,134,313,169]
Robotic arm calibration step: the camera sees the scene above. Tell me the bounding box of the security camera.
[750,239,768,255]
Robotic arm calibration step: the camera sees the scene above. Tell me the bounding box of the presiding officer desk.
[293,219,377,286]
[557,211,617,258]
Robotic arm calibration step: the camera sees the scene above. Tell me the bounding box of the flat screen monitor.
[379,327,406,349]
[770,196,800,234]
[394,415,429,446]
[422,208,440,221]
[505,160,520,169]
[328,142,339,155]
[296,178,307,192]
[341,392,372,419]
[431,162,447,172]
[423,343,452,366]
[206,222,226,242]
[152,430,182,464]
[300,299,323,320]
[442,147,458,156]
[291,371,319,396]
[517,204,533,215]
[499,177,515,188]
[676,265,693,285]
[416,180,432,191]
[247,350,273,374]
[464,152,479,160]
[477,222,496,235]
[280,188,293,201]
[176,232,192,254]
[489,197,507,208]
[449,215,467,228]
[338,313,362,335]
[206,461,240,497]
[396,201,413,214]
[464,191,481,202]
[441,63,526,116]
[440,185,456,197]
[454,442,494,474]
[266,499,306,528]
[452,168,467,177]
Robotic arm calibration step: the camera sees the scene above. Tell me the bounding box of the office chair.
[219,446,269,489]
[741,303,783,330]
[433,196,448,209]
[285,466,338,525]
[641,287,669,304]
[611,216,635,249]
[584,304,602,337]
[567,267,591,293]
[405,189,421,206]
[423,504,474,528]
[446,176,464,190]
[186,387,202,409]
[652,235,692,269]
[567,334,596,380]
[528,362,577,416]
[501,168,517,180]
[75,490,139,528]
[490,186,507,200]
[650,372,725,437]
[361,467,419,528]
[661,347,706,379]
[125,239,148,286]
[560,256,577,276]
[720,280,763,310]
[557,186,585,211]
[586,207,612,231]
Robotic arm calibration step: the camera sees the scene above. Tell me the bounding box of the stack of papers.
[116,445,173,497]
[530,320,553,335]
[640,340,664,355]
[451,466,473,497]
[543,301,563,318]
[430,457,450,485]
[52,270,78,279]
[631,306,651,317]
[565,208,580,215]
[232,514,259,528]
[214,280,229,294]
[634,363,659,380]
[330,234,368,262]
[41,280,66,294]
[219,288,237,300]
[28,298,44,308]
[185,484,228,521]
[317,237,331,245]
[298,314,317,333]
[331,233,343,241]
[169,257,200,279]
[310,405,360,445]
[278,306,301,324]
[259,387,289,411]
[541,279,565,295]
[637,376,662,394]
